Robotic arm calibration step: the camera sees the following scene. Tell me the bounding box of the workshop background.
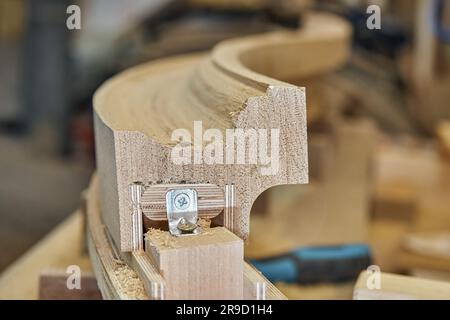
[1,0,450,299]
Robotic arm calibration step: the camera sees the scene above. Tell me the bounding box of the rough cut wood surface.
[145,227,244,299]
[93,12,351,251]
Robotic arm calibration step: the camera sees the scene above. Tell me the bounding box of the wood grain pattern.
[144,227,244,299]
[94,12,351,251]
[141,183,224,220]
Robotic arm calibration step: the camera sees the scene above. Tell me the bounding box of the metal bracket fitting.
[166,189,200,236]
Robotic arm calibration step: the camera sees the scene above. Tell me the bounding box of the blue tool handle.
[250,244,372,284]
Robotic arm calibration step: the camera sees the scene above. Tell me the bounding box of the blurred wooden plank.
[0,211,89,299]
[39,269,102,300]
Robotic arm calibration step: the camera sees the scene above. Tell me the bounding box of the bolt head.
[177,217,197,233]
[174,193,190,210]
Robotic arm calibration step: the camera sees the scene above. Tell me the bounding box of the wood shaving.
[197,217,211,229]
[145,228,179,248]
[113,265,147,300]
[145,218,213,248]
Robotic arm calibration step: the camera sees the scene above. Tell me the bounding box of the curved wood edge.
[93,12,351,251]
[212,12,352,89]
[94,12,351,139]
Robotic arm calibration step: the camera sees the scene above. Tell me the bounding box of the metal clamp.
[166,189,200,236]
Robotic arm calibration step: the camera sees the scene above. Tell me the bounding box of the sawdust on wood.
[113,265,147,300]
[145,228,179,249]
[145,218,213,249]
[197,217,211,229]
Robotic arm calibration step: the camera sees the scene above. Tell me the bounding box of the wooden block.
[354,271,450,300]
[39,269,102,300]
[145,227,244,299]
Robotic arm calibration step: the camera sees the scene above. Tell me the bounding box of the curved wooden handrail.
[95,13,350,142]
[93,12,351,251]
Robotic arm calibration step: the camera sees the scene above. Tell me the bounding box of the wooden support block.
[145,227,244,299]
[354,271,450,300]
[39,269,102,300]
